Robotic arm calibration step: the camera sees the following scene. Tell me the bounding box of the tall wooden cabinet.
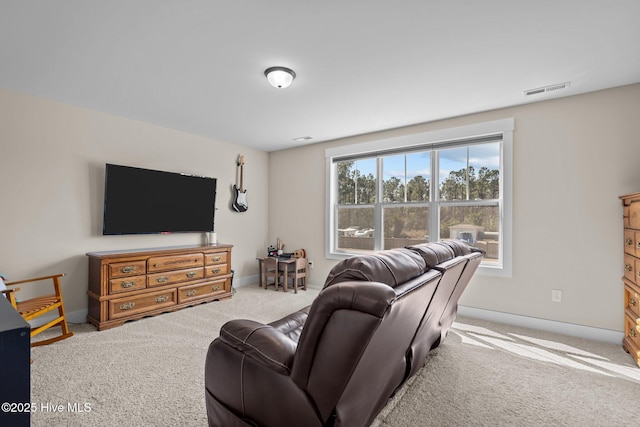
[621,193,640,366]
[87,244,232,330]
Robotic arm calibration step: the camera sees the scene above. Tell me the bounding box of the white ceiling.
[1,1,639,152]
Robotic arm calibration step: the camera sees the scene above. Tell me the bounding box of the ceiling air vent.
[524,81,571,97]
[293,136,313,142]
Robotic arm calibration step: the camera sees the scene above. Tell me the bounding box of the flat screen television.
[103,163,217,235]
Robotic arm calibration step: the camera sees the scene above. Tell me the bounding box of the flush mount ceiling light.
[264,66,296,89]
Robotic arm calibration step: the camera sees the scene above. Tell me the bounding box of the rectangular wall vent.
[524,81,571,97]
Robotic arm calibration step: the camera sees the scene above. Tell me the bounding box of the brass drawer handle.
[186,272,197,278]
[211,268,221,274]
[626,238,634,246]
[629,297,637,307]
[120,302,135,310]
[212,256,221,262]
[121,266,136,273]
[185,290,197,297]
[156,276,169,283]
[625,264,633,272]
[211,285,220,291]
[631,328,637,338]
[155,295,169,303]
[121,281,136,288]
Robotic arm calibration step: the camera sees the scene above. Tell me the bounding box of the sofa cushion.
[323,248,426,289]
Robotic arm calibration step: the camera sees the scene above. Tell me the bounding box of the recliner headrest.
[405,241,459,269]
[438,239,473,256]
[323,248,427,289]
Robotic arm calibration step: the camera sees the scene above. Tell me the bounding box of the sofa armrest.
[268,305,310,342]
[218,319,298,375]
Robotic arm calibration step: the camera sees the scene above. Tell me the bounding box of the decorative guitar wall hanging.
[232,155,248,212]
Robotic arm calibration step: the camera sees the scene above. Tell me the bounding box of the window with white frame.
[325,119,513,275]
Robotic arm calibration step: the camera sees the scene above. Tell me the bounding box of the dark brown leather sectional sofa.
[204,240,484,427]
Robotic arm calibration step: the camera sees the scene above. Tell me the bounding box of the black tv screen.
[103,163,217,235]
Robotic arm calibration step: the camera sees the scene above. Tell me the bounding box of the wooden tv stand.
[86,244,233,330]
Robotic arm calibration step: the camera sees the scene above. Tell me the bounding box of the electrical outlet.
[551,289,562,303]
[308,260,314,269]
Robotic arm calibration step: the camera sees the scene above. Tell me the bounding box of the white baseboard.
[66,309,88,325]
[27,309,88,328]
[233,274,258,288]
[458,305,624,345]
[231,276,625,344]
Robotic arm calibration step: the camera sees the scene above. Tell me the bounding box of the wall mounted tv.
[103,163,217,235]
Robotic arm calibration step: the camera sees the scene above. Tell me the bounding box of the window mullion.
[354,161,358,204]
[430,150,439,243]
[404,155,407,203]
[374,157,383,251]
[466,146,470,200]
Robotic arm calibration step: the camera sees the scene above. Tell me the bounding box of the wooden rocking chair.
[1,274,73,347]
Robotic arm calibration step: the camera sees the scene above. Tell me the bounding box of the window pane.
[382,154,405,202]
[469,143,500,200]
[439,143,500,202]
[383,206,430,249]
[440,204,500,262]
[406,151,431,202]
[337,206,375,251]
[439,147,468,201]
[336,158,377,204]
[336,160,356,204]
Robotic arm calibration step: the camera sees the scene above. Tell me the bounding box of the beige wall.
[269,83,640,332]
[3,83,639,333]
[0,87,269,320]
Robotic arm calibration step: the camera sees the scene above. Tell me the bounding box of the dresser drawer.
[147,253,204,273]
[630,200,640,230]
[109,289,176,319]
[625,281,640,320]
[625,314,640,349]
[109,260,146,278]
[205,252,228,265]
[109,275,146,294]
[624,230,636,256]
[624,255,638,283]
[178,278,228,304]
[147,267,204,287]
[624,332,640,367]
[205,263,229,278]
[624,230,640,257]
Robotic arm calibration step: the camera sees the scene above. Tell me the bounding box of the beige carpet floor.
[28,285,640,426]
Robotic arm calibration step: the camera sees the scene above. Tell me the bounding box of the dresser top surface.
[620,192,640,200]
[86,243,232,259]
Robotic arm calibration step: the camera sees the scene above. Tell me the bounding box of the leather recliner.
[205,242,484,427]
